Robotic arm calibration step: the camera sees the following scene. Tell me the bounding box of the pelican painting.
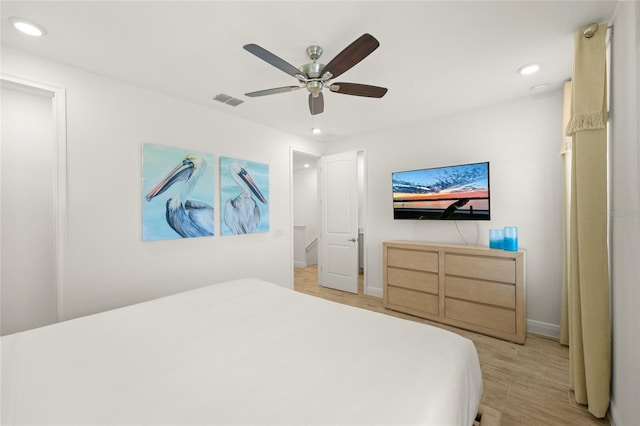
[220,157,269,235]
[142,144,214,241]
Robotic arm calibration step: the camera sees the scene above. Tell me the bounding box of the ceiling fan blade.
[245,86,301,97]
[308,93,324,115]
[320,34,380,80]
[243,44,303,78]
[329,82,388,98]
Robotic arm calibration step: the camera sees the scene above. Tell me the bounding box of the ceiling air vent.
[213,93,244,107]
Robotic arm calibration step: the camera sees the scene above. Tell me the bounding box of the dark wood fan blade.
[329,82,388,98]
[245,86,301,97]
[243,44,302,78]
[308,93,324,115]
[320,34,380,79]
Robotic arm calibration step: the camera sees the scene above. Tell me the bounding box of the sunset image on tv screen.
[392,162,490,220]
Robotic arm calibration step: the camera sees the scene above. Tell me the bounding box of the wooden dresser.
[383,241,526,343]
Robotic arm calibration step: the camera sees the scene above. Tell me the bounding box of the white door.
[1,82,58,335]
[318,151,359,293]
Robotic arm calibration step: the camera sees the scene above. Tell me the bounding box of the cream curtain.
[561,23,610,418]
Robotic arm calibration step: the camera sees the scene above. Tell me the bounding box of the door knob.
[348,238,357,242]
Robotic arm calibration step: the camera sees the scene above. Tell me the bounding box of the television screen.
[392,162,490,220]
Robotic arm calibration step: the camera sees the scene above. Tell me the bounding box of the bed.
[1,278,483,425]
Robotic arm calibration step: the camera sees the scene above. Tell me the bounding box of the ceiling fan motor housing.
[300,58,326,95]
[299,61,324,78]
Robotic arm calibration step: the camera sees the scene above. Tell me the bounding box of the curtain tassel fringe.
[566,111,606,134]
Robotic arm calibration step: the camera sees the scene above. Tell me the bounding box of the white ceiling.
[1,1,618,142]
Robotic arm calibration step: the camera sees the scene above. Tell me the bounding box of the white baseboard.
[608,399,622,426]
[294,260,307,268]
[365,287,383,298]
[526,319,560,339]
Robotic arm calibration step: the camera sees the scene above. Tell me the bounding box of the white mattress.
[1,278,482,425]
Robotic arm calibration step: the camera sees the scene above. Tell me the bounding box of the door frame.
[1,74,68,322]
[356,150,368,294]
[289,147,322,288]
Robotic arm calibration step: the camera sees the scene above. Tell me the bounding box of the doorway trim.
[357,149,374,297]
[1,73,68,322]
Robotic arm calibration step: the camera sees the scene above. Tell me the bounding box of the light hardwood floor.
[294,265,610,426]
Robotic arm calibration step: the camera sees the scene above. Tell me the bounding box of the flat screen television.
[392,161,490,220]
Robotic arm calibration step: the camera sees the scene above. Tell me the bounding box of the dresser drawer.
[387,248,438,272]
[445,276,515,309]
[387,286,439,316]
[445,254,515,284]
[387,267,438,294]
[445,298,515,334]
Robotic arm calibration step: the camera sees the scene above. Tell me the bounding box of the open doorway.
[1,76,67,335]
[292,149,365,295]
[292,151,320,271]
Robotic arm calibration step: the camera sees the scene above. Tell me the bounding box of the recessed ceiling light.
[303,163,310,168]
[518,63,541,76]
[8,16,47,36]
[530,83,550,91]
[311,127,322,135]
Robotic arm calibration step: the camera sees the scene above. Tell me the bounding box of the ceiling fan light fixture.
[518,63,541,75]
[307,80,323,96]
[9,16,47,36]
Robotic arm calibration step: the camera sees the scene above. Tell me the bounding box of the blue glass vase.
[503,227,518,251]
[489,229,504,249]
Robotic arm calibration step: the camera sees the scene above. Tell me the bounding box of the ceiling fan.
[243,33,388,115]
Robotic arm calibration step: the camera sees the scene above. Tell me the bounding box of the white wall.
[325,91,565,334]
[293,165,319,245]
[609,2,640,425]
[1,84,57,334]
[1,48,323,321]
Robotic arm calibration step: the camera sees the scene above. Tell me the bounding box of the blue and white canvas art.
[142,143,214,241]
[220,156,269,235]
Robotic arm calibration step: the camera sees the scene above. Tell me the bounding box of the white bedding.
[1,278,482,425]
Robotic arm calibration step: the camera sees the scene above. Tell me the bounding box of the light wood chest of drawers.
[383,241,526,343]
